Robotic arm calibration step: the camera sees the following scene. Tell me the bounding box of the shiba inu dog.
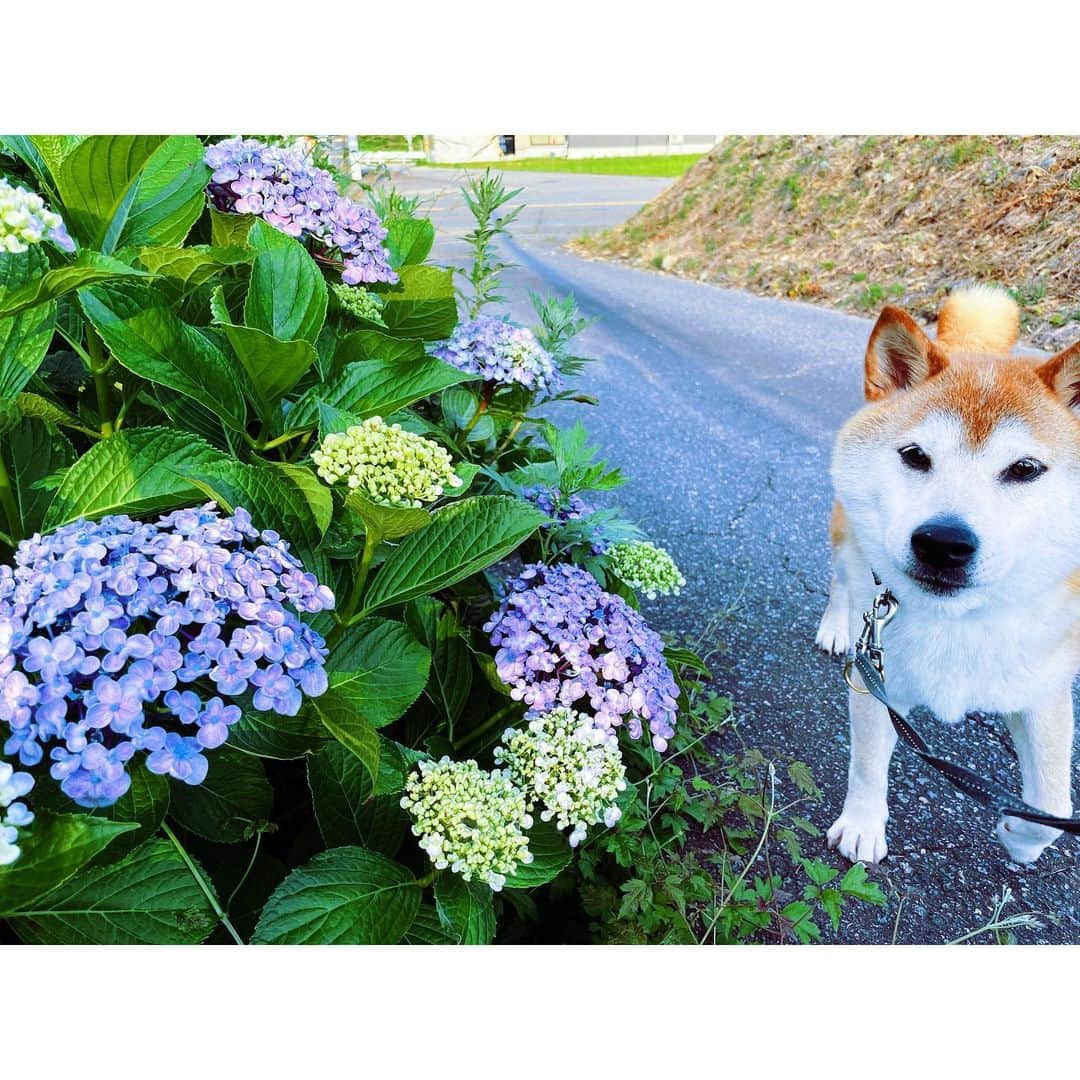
[816,285,1080,865]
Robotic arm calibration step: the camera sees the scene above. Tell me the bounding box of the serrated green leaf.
[402,904,456,944]
[325,617,431,729]
[137,244,251,289]
[404,597,472,732]
[55,135,168,247]
[380,265,457,340]
[244,218,327,344]
[503,820,571,889]
[288,357,476,431]
[0,812,138,914]
[345,489,431,542]
[210,209,257,247]
[119,135,210,247]
[0,246,55,397]
[307,741,408,856]
[229,706,328,760]
[839,863,888,906]
[3,417,75,535]
[362,496,546,614]
[42,427,224,529]
[79,281,247,430]
[7,838,219,944]
[169,746,274,843]
[385,217,435,268]
[335,328,426,365]
[252,846,420,944]
[218,322,317,416]
[0,250,150,319]
[434,873,496,944]
[310,693,380,785]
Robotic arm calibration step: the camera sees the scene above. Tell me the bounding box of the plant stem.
[462,393,489,435]
[162,821,245,946]
[454,701,520,752]
[415,870,436,889]
[494,417,523,457]
[86,326,114,437]
[0,452,21,541]
[328,529,379,646]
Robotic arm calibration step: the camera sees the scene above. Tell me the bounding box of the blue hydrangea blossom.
[0,756,34,866]
[204,137,398,286]
[433,315,561,397]
[484,563,678,751]
[0,505,334,808]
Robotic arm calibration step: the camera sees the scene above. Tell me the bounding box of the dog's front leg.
[996,687,1074,865]
[827,687,896,863]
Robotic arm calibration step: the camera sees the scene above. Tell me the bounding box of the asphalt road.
[392,167,1080,944]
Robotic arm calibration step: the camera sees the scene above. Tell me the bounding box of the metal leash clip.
[843,586,900,693]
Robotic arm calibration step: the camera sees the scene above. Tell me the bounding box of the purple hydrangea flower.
[204,137,398,286]
[0,504,334,808]
[432,316,561,397]
[0,755,34,865]
[520,486,608,555]
[483,563,679,751]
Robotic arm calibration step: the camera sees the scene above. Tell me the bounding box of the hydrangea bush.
[0,134,712,947]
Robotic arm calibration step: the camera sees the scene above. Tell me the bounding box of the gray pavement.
[391,167,1080,944]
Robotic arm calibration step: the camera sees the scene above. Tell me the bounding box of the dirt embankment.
[574,135,1080,349]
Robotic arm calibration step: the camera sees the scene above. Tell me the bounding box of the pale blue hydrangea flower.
[0,756,34,865]
[433,315,560,397]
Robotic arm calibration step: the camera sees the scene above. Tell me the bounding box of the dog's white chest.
[881,601,1075,722]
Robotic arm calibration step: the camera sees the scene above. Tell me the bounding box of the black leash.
[843,579,1080,835]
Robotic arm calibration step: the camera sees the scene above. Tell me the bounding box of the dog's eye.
[898,444,931,472]
[1002,457,1046,483]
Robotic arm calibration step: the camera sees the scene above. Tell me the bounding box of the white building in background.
[423,134,719,163]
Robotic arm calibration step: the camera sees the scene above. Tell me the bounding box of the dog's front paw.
[827,813,888,864]
[995,816,1062,865]
[815,604,850,656]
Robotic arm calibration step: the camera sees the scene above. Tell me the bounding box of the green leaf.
[0,812,138,914]
[503,820,571,889]
[137,244,251,289]
[310,694,380,785]
[15,392,82,429]
[335,328,426,365]
[29,135,84,177]
[307,742,407,855]
[404,597,472,731]
[288,357,475,431]
[79,282,247,430]
[210,209,257,247]
[402,904,456,944]
[252,846,421,944]
[96,761,171,864]
[0,136,61,187]
[273,462,332,537]
[229,706,327,760]
[345,489,431,542]
[787,760,821,798]
[362,496,546,613]
[244,218,327,344]
[169,746,274,843]
[3,418,75,536]
[6,838,219,944]
[819,887,843,932]
[385,217,435,268]
[380,265,458,340]
[0,250,150,319]
[839,863,888,906]
[782,900,822,943]
[0,246,55,397]
[42,426,224,529]
[119,135,211,247]
[218,322,317,415]
[325,617,432,729]
[434,873,496,944]
[802,859,840,887]
[186,457,325,549]
[372,737,427,796]
[55,135,168,247]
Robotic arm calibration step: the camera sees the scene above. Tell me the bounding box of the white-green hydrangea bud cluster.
[400,757,534,891]
[0,178,65,253]
[494,708,627,848]
[607,540,686,600]
[332,282,385,325]
[311,416,463,507]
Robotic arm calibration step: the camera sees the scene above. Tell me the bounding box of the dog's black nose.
[911,518,978,570]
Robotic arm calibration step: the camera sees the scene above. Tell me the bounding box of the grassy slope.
[575,136,1080,349]
[420,154,701,178]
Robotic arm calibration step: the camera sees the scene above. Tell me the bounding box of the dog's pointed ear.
[1035,341,1080,414]
[864,307,949,401]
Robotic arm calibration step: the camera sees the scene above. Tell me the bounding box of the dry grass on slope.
[574,135,1080,350]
